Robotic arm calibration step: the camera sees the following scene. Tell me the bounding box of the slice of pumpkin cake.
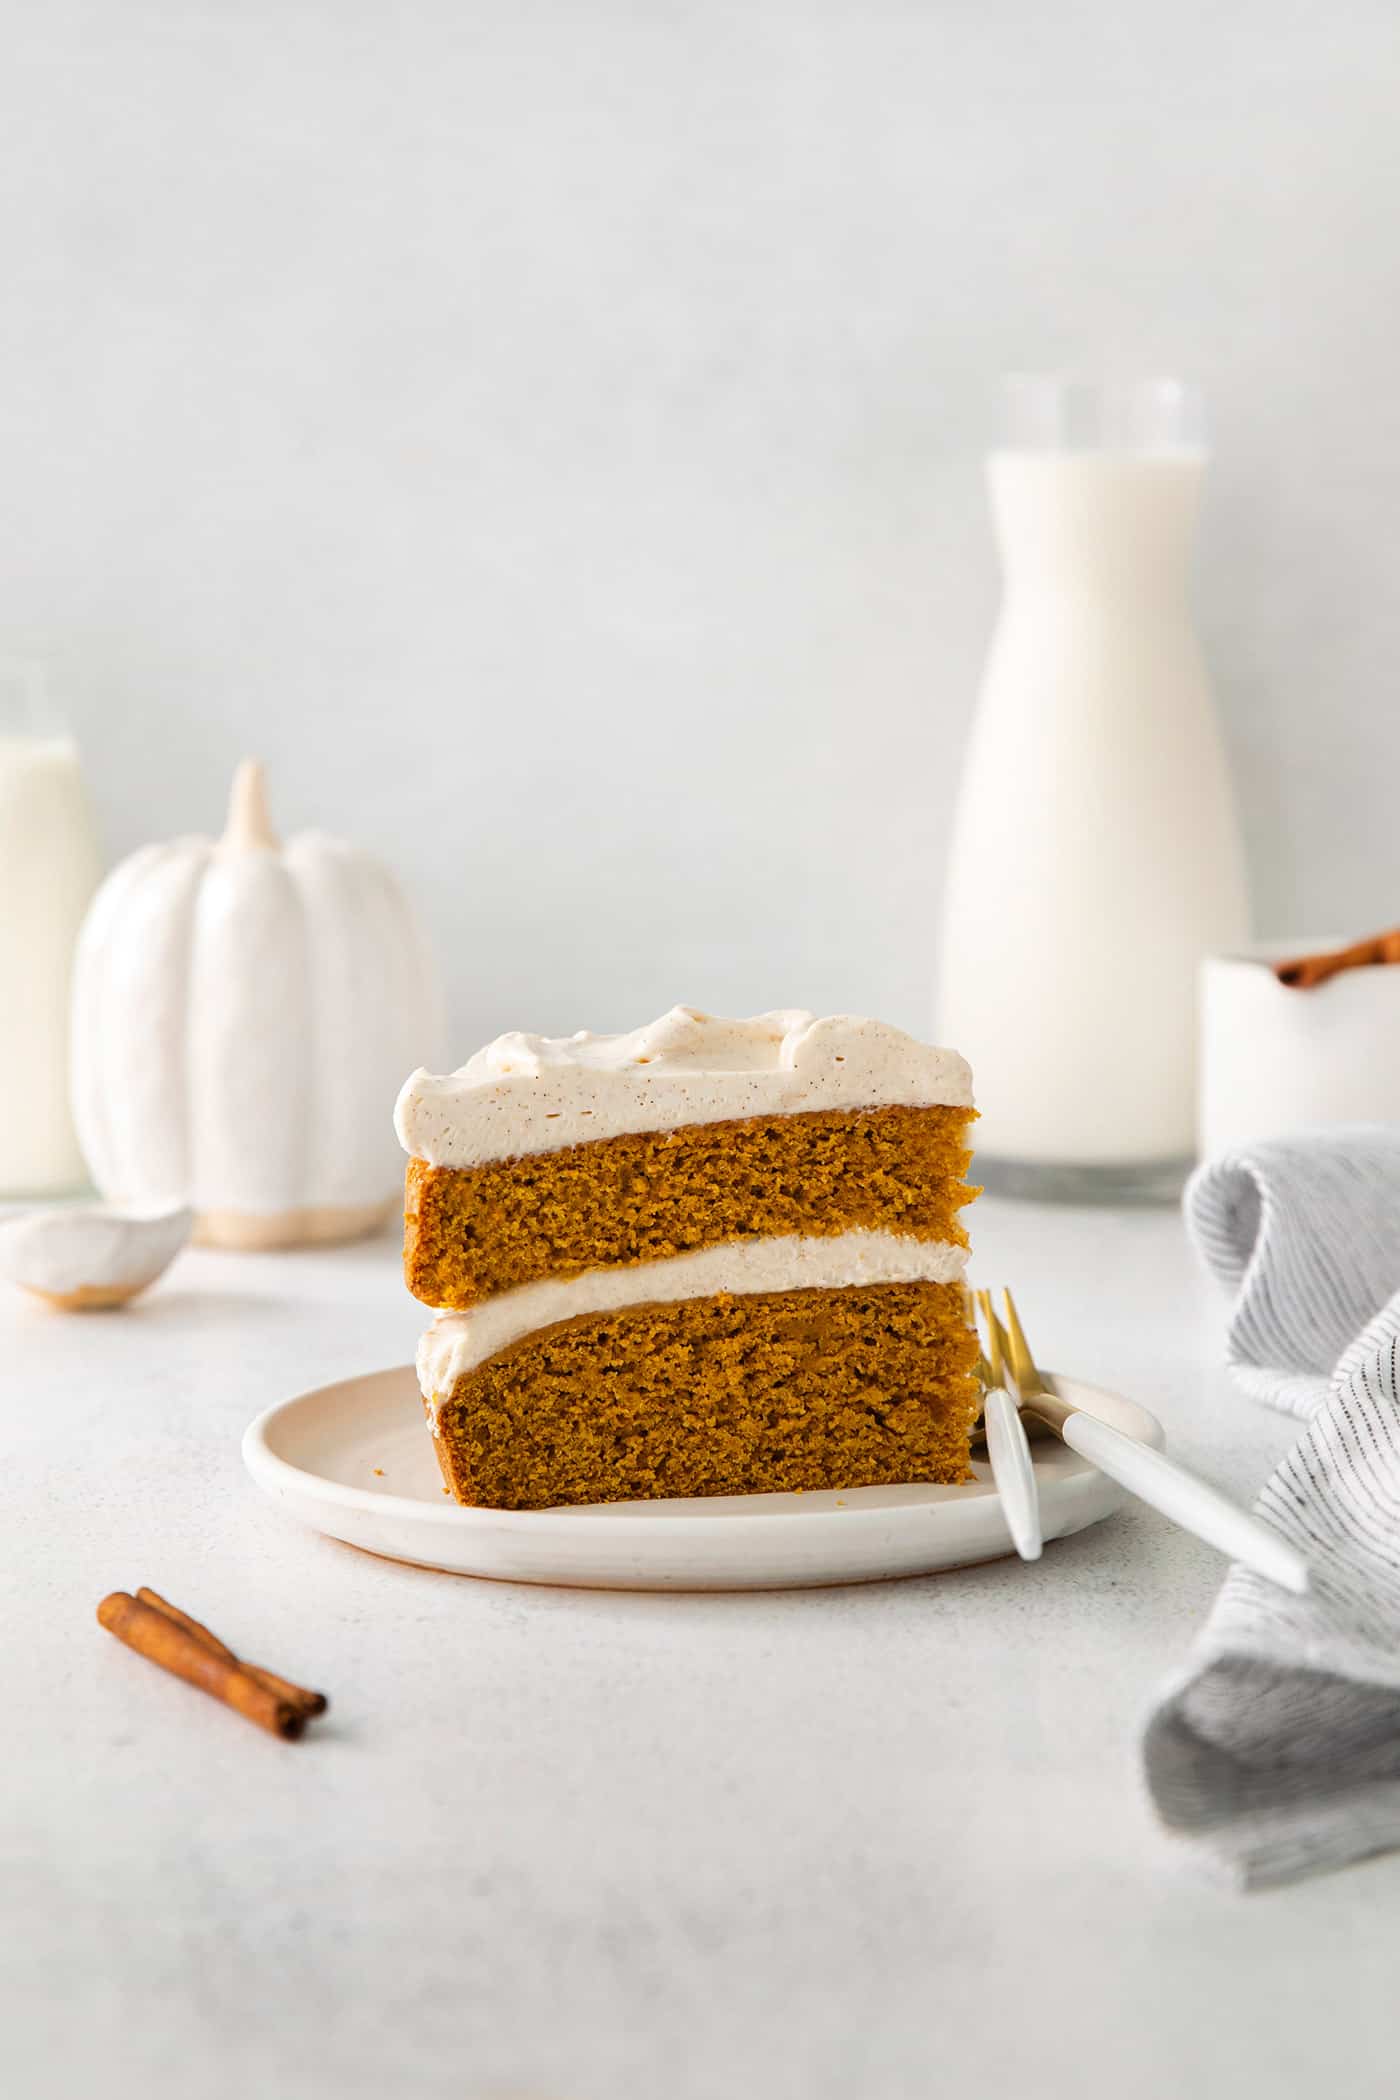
[396,1007,979,1510]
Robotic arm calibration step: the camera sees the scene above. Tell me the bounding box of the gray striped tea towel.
[1143,1129,1400,1888]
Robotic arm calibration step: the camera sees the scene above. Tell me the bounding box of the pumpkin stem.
[221,759,279,852]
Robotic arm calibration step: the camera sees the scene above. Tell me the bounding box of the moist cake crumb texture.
[405,1103,976,1309]
[428,1282,980,1510]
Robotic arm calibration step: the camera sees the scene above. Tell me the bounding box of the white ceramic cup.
[1200,941,1400,1157]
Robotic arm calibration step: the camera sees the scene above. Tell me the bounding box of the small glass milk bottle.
[937,378,1249,1201]
[0,663,103,1195]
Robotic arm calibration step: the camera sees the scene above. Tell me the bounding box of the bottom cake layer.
[427,1280,980,1510]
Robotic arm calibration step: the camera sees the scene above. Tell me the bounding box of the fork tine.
[1001,1287,1042,1394]
[975,1289,1009,1386]
[963,1284,991,1385]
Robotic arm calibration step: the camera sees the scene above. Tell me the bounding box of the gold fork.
[981,1287,1310,1594]
[967,1286,1042,1562]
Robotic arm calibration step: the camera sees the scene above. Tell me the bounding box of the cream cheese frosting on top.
[395,1006,973,1170]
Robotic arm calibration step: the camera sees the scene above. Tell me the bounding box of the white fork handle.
[983,1386,1042,1562]
[1059,1410,1310,1595]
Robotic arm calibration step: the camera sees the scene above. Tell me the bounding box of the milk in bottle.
[937,379,1248,1199]
[0,668,103,1193]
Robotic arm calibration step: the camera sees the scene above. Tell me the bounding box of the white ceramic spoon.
[0,1203,193,1309]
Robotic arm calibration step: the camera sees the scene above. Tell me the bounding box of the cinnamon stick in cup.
[97,1591,327,1739]
[1274,927,1400,989]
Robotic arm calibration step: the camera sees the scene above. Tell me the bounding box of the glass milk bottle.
[0,665,103,1195]
[937,378,1248,1200]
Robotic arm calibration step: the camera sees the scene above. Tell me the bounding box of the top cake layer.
[395,1005,974,1169]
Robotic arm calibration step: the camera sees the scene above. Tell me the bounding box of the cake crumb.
[430,1281,979,1510]
[404,1103,975,1310]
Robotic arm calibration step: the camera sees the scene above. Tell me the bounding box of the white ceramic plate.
[242,1366,1163,1591]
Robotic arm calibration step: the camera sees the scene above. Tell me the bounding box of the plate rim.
[241,1361,1164,1533]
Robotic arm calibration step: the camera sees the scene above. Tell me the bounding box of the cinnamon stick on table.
[1273,926,1400,990]
[134,1587,327,1718]
[97,1590,328,1740]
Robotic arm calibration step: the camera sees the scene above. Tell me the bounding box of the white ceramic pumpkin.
[70,759,444,1248]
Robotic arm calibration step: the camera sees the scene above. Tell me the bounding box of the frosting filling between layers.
[417,1228,969,1410]
[396,1006,973,1169]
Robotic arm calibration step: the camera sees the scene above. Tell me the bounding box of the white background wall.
[4,0,1399,1054]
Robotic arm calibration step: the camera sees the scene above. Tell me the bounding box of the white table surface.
[7,1196,1399,2100]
